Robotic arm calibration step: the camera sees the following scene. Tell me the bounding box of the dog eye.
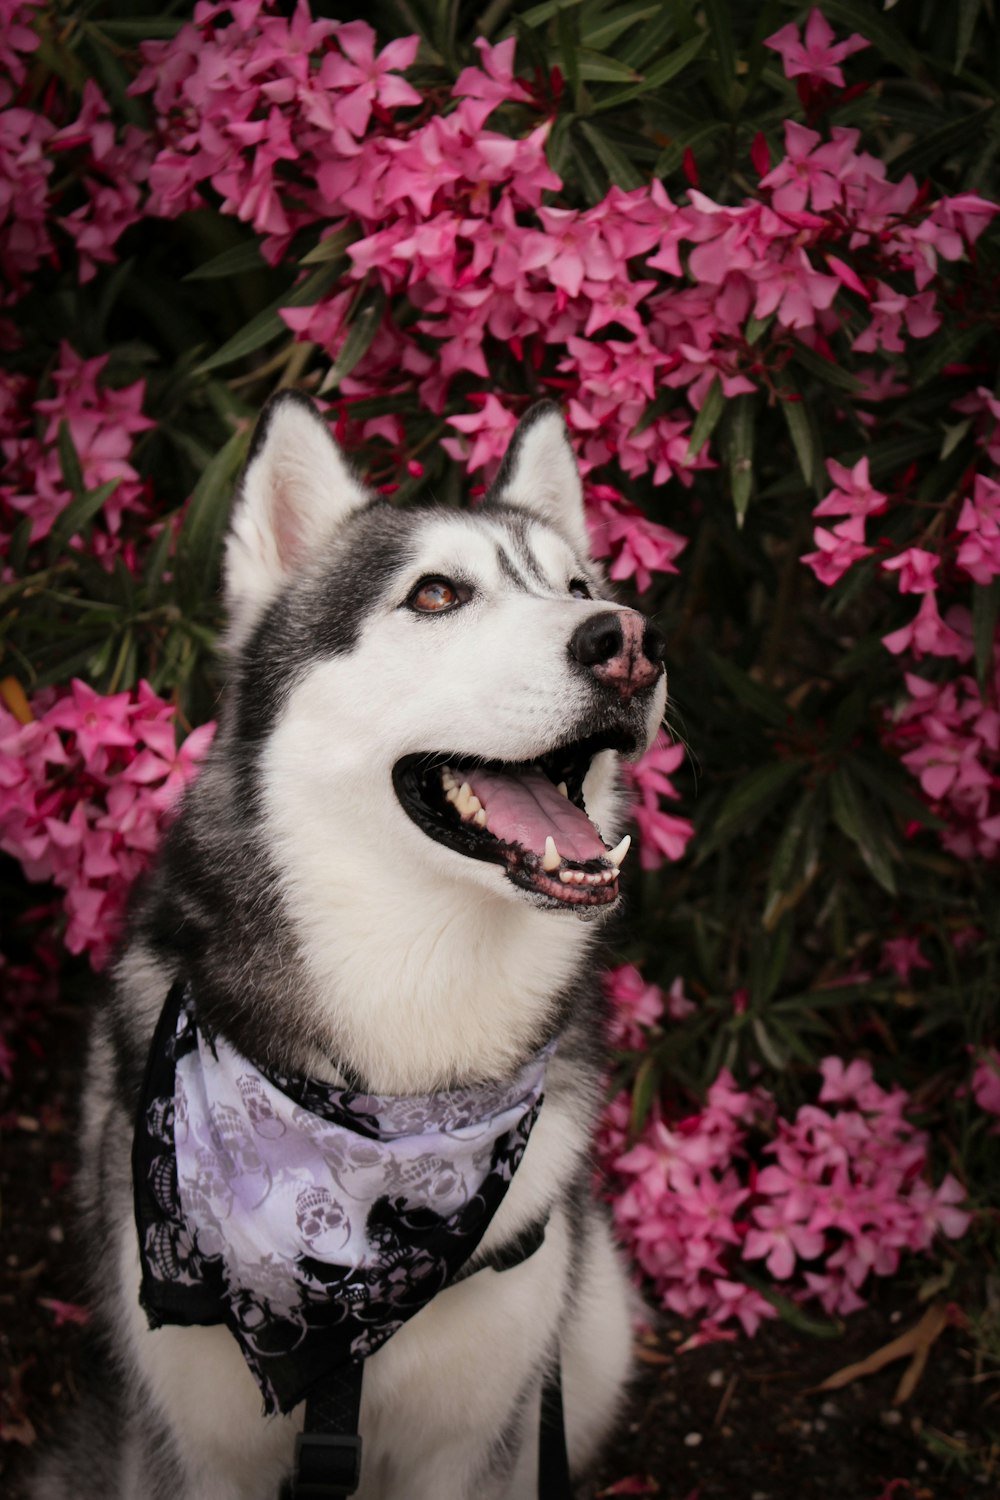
[568,579,592,600]
[408,577,468,613]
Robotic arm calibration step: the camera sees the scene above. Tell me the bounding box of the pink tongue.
[464,767,608,863]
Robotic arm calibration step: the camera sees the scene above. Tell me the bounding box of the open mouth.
[392,730,636,909]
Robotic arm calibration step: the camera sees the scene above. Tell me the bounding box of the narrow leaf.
[727,393,755,526]
[705,760,804,843]
[184,241,267,282]
[686,377,724,460]
[780,395,821,492]
[319,286,387,393]
[955,0,983,71]
[575,49,641,84]
[705,651,792,728]
[593,32,708,111]
[577,120,645,190]
[582,3,661,53]
[57,421,85,499]
[829,766,898,894]
[973,576,1000,687]
[892,105,994,180]
[793,341,864,395]
[46,481,120,561]
[175,429,250,609]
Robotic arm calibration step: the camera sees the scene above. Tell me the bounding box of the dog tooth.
[559,870,574,884]
[571,871,585,884]
[557,781,569,798]
[607,834,631,868]
[474,808,487,827]
[542,836,560,872]
[446,787,459,804]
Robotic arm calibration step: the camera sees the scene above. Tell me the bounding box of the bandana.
[133,983,550,1415]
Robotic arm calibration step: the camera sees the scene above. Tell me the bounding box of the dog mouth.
[392,730,636,909]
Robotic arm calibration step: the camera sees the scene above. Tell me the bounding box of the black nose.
[643,622,667,664]
[569,612,623,667]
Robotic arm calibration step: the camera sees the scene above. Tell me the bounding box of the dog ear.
[487,401,591,558]
[223,391,370,649]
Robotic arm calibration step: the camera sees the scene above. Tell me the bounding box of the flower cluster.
[0,680,214,968]
[602,1038,972,1341]
[1,341,153,560]
[885,664,1000,860]
[621,731,695,869]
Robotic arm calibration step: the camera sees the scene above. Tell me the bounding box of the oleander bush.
[2,0,1000,1346]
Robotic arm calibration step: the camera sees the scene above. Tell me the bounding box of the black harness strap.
[282,1362,363,1500]
[538,1358,573,1500]
[281,1215,573,1499]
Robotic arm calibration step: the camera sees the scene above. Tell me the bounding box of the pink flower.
[603,964,664,1049]
[972,1050,1000,1119]
[813,456,888,519]
[883,594,971,660]
[801,515,873,586]
[317,24,420,138]
[445,395,519,474]
[765,9,870,89]
[744,1203,825,1280]
[881,548,940,594]
[879,937,932,984]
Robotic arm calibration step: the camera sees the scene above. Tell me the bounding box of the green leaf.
[726,393,755,527]
[792,340,864,395]
[702,0,737,112]
[911,322,990,390]
[144,522,176,607]
[629,1053,660,1136]
[582,3,661,53]
[592,31,708,111]
[829,766,898,894]
[752,1017,787,1069]
[577,120,645,190]
[299,226,356,268]
[7,517,32,578]
[780,395,821,493]
[955,0,983,72]
[197,264,342,374]
[184,241,267,282]
[557,4,581,104]
[512,0,585,30]
[175,428,251,610]
[319,286,387,393]
[892,106,995,180]
[57,421,86,500]
[705,651,795,729]
[654,120,727,178]
[763,787,819,929]
[620,4,681,68]
[686,377,725,460]
[745,313,774,346]
[701,759,805,847]
[46,481,121,562]
[739,1270,845,1339]
[575,49,641,84]
[819,0,926,79]
[973,577,1000,687]
[851,756,947,832]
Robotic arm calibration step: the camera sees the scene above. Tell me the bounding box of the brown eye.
[569,579,592,600]
[408,577,466,613]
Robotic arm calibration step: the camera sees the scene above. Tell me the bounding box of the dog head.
[221,392,667,919]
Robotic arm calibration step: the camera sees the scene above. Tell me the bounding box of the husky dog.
[33,394,668,1500]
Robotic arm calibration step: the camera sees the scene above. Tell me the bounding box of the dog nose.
[569,610,665,699]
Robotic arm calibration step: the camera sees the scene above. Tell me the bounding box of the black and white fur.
[32,395,668,1500]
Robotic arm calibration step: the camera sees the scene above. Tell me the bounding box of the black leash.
[282,1216,574,1499]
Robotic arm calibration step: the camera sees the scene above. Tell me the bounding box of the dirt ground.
[2,992,996,1500]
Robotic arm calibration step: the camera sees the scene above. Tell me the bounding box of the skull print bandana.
[133,983,550,1415]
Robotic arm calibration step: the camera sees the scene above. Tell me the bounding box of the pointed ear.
[487,401,591,558]
[223,391,370,650]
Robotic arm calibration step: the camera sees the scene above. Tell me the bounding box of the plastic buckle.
[287,1432,363,1498]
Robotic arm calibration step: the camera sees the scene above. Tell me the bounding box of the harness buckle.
[285,1432,363,1498]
